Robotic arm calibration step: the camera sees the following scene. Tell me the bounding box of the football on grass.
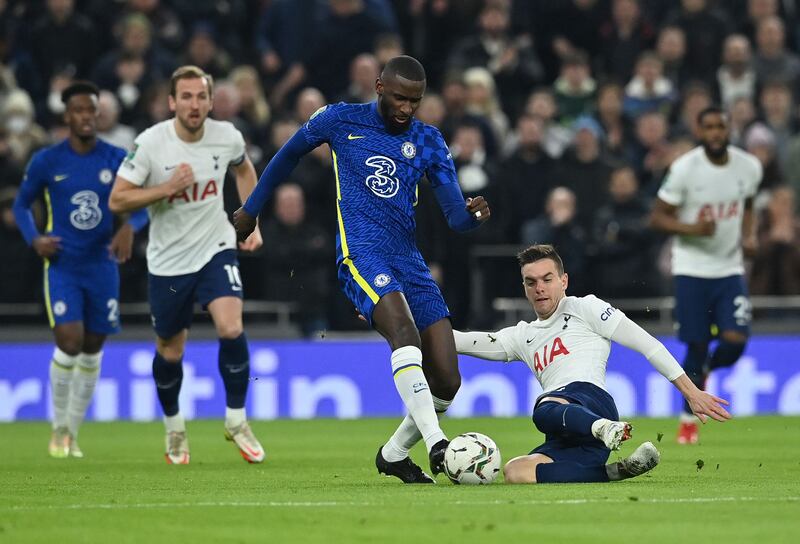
[443,432,501,485]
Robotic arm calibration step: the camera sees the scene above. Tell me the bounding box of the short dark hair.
[381,55,426,82]
[61,81,99,104]
[517,244,565,275]
[697,105,726,125]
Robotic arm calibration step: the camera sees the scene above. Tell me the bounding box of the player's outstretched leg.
[533,400,632,451]
[219,333,264,463]
[606,442,661,481]
[379,319,459,481]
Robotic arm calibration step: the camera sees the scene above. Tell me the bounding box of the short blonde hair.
[170,65,214,97]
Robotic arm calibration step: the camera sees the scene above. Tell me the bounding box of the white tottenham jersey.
[117,119,246,275]
[495,295,624,393]
[658,146,761,278]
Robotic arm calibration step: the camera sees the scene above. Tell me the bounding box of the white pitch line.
[4,496,799,512]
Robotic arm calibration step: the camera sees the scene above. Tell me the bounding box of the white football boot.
[48,426,70,458]
[608,441,661,481]
[68,434,84,458]
[165,431,190,464]
[224,421,265,463]
[591,418,633,450]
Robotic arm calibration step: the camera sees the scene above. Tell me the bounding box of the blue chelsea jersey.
[300,102,458,257]
[19,139,127,264]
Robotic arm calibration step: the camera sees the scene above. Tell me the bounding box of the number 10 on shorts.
[224,264,243,291]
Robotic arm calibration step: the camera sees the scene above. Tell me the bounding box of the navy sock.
[153,353,183,417]
[708,340,746,370]
[682,343,708,414]
[532,401,600,438]
[219,333,250,409]
[536,461,610,483]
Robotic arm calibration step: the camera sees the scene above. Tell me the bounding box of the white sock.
[390,346,446,451]
[68,352,102,438]
[225,407,246,428]
[49,348,78,429]
[382,396,452,462]
[164,413,186,433]
[680,412,697,423]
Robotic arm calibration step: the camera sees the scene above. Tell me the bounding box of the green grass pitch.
[1,416,798,543]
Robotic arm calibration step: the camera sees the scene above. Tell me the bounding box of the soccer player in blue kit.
[13,81,147,458]
[234,56,491,482]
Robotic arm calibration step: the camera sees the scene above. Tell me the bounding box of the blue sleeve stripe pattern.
[333,149,380,304]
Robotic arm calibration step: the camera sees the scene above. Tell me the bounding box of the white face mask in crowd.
[118,83,140,108]
[48,91,66,115]
[5,114,31,135]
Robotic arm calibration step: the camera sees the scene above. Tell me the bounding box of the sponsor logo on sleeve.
[600,307,616,321]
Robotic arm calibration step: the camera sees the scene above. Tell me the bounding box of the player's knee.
[387,321,421,351]
[710,334,747,369]
[430,373,460,401]
[81,336,105,354]
[503,460,537,484]
[216,320,243,340]
[56,338,83,357]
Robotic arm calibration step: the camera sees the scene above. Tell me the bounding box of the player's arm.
[742,196,757,256]
[453,329,515,362]
[12,157,61,258]
[109,164,194,213]
[609,317,731,423]
[233,130,316,241]
[426,131,490,232]
[230,156,263,251]
[108,210,149,263]
[648,197,715,236]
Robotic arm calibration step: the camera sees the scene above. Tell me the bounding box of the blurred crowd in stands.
[1,0,800,332]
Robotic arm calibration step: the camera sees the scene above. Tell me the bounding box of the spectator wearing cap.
[553,51,597,126]
[553,115,616,233]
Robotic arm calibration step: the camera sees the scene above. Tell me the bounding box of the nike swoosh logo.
[347,134,365,140]
[54,174,69,182]
[165,165,177,170]
[526,338,535,344]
